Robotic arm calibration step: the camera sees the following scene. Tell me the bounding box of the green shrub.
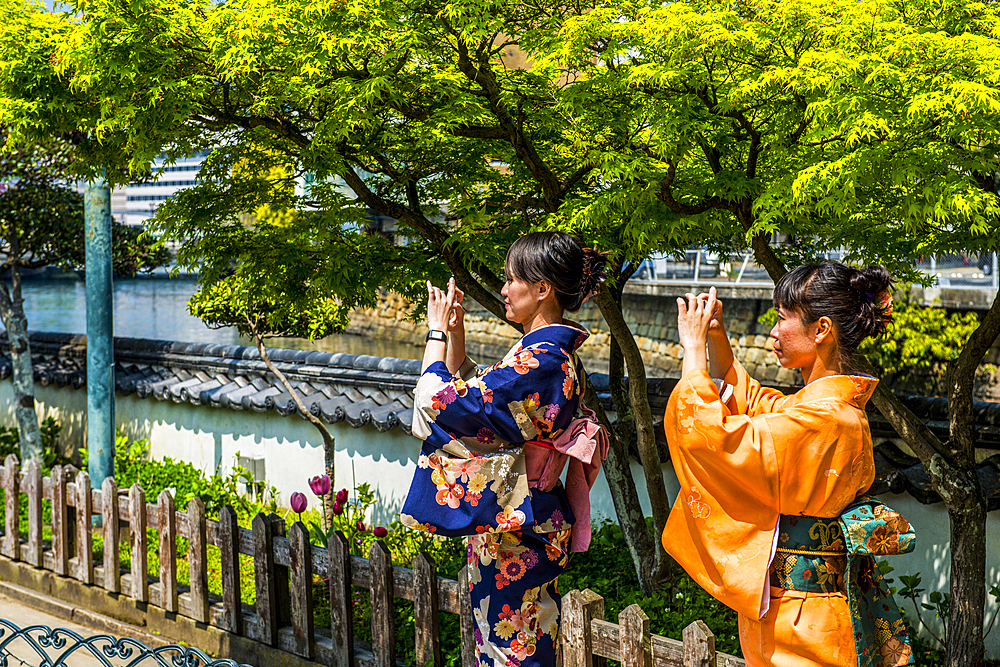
[0,416,73,469]
[111,432,278,519]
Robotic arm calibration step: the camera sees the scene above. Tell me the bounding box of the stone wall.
[346,285,799,383]
[347,284,1000,398]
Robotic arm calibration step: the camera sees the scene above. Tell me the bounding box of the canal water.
[1,276,427,360]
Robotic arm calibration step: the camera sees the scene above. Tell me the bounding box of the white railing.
[631,250,1000,290]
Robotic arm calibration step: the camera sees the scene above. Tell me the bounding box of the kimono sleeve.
[412,344,577,445]
[719,358,793,416]
[662,369,860,618]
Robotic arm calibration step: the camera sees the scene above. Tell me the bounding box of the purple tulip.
[373,526,388,538]
[356,521,366,532]
[336,488,349,504]
[333,501,344,515]
[290,492,308,514]
[309,474,331,497]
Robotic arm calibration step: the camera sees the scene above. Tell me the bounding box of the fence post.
[328,530,354,667]
[3,455,19,560]
[26,459,42,568]
[458,565,477,667]
[75,470,94,584]
[270,515,292,629]
[187,497,210,623]
[129,484,148,602]
[682,620,717,667]
[619,605,651,667]
[253,512,278,645]
[370,540,396,667]
[564,589,605,667]
[65,465,78,560]
[51,465,69,575]
[101,477,120,593]
[218,505,243,634]
[158,490,178,613]
[289,522,315,659]
[413,552,442,667]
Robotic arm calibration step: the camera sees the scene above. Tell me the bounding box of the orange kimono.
[663,360,878,666]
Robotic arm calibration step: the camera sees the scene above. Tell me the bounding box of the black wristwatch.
[426,329,447,342]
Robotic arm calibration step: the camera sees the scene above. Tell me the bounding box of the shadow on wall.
[0,383,87,464]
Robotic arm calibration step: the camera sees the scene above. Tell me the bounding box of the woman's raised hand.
[426,278,457,332]
[677,287,719,351]
[702,288,726,338]
[448,285,466,333]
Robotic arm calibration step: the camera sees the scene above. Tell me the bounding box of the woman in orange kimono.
[664,263,914,667]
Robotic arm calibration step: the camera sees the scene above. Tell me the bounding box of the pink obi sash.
[524,406,609,552]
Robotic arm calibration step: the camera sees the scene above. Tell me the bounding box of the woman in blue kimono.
[401,232,609,667]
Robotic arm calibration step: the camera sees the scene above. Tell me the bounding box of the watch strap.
[426,329,447,342]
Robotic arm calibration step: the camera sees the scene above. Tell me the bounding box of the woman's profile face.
[501,267,543,325]
[770,306,821,370]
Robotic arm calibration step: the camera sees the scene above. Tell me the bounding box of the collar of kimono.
[521,320,590,353]
[795,374,878,409]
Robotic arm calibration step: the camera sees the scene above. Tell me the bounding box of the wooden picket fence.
[0,456,742,667]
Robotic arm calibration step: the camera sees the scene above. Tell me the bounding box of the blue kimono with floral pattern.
[401,323,590,667]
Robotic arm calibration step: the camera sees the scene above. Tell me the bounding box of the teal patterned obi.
[770,498,916,667]
[770,516,847,592]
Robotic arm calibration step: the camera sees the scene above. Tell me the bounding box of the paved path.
[0,587,167,667]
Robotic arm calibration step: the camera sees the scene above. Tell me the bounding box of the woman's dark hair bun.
[850,266,894,340]
[505,231,609,312]
[773,261,894,370]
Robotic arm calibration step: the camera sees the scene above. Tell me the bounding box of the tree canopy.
[4,0,1000,661]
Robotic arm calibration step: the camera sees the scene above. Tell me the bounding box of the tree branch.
[656,160,736,215]
[251,322,336,456]
[338,163,510,321]
[448,31,564,212]
[948,289,1000,469]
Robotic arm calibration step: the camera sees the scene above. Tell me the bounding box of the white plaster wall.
[872,493,1000,656]
[2,380,997,656]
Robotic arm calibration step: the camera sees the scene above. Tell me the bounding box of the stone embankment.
[348,283,1000,400]
[347,285,799,383]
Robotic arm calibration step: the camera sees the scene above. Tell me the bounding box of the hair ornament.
[877,288,893,318]
[581,246,611,297]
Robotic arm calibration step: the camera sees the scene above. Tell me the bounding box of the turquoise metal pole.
[84,178,115,487]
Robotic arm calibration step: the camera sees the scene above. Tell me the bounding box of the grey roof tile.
[167,376,206,403]
[313,395,355,423]
[247,386,282,412]
[397,408,414,436]
[267,391,299,417]
[220,383,261,410]
[369,401,406,432]
[343,397,380,428]
[203,380,243,407]
[181,378,224,404]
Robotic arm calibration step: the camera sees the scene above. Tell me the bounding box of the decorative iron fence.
[0,458,743,667]
[0,618,251,667]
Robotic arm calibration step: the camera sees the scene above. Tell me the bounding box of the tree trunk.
[0,265,42,462]
[582,372,659,596]
[593,280,673,592]
[946,496,987,667]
